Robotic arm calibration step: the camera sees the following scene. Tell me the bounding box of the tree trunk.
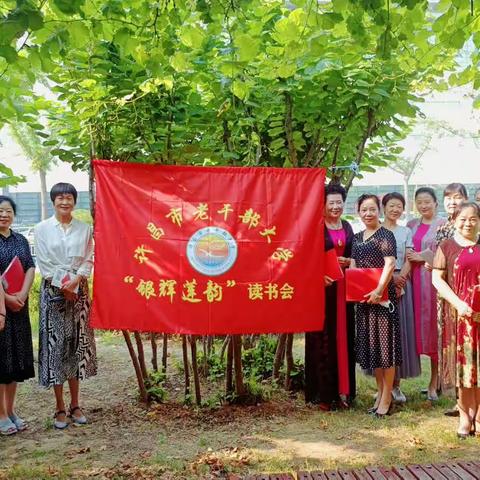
[88,159,96,222]
[273,333,287,381]
[151,333,158,372]
[207,336,213,357]
[122,331,148,403]
[202,336,209,377]
[182,335,191,400]
[284,333,294,391]
[134,332,148,380]
[403,176,410,221]
[225,336,234,396]
[220,335,230,362]
[232,335,246,397]
[162,333,168,374]
[189,335,202,405]
[38,169,48,220]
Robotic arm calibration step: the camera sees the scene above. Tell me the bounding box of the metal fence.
[7,184,480,225]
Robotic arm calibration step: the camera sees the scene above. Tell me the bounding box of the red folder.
[345,268,388,302]
[1,256,25,294]
[324,248,344,282]
[471,285,480,313]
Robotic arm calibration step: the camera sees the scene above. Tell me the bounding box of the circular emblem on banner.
[187,227,238,276]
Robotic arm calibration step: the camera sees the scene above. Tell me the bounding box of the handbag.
[345,268,389,303]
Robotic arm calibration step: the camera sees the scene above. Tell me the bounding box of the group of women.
[306,183,480,436]
[1,179,479,439]
[0,183,96,435]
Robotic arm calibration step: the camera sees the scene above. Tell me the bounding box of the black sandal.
[54,410,68,430]
[69,406,87,425]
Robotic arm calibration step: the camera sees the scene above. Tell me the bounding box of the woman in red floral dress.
[433,202,480,438]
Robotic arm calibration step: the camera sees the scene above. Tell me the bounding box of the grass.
[2,326,478,479]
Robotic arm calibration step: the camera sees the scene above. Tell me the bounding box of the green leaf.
[26,9,44,31]
[0,16,27,45]
[235,34,260,62]
[171,51,189,72]
[179,26,205,49]
[450,30,466,49]
[273,18,300,44]
[277,63,296,78]
[232,80,249,100]
[114,28,138,56]
[332,0,348,13]
[0,46,18,63]
[54,0,85,15]
[68,22,90,48]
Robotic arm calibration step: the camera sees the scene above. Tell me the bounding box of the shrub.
[241,335,277,380]
[144,370,168,403]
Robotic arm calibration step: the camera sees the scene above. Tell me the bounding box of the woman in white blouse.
[34,183,97,430]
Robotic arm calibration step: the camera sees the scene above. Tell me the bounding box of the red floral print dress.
[434,238,480,388]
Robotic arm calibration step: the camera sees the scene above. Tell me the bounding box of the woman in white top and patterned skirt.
[34,183,97,429]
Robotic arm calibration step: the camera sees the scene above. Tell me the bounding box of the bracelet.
[0,313,5,317]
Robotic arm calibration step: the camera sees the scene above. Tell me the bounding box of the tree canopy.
[0,0,479,186]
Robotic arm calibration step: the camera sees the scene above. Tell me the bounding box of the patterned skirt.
[38,279,97,387]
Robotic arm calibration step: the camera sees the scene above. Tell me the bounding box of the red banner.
[90,160,325,334]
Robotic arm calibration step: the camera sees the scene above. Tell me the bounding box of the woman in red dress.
[433,202,480,438]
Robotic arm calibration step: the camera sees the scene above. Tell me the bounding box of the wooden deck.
[234,460,480,479]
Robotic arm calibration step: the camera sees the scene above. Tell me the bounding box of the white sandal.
[69,406,87,425]
[9,414,27,431]
[0,417,17,436]
[54,410,68,430]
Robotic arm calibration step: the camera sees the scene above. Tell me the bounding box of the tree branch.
[344,108,376,191]
[284,91,298,167]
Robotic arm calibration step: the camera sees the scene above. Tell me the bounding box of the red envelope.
[345,268,388,302]
[1,256,25,294]
[471,285,480,313]
[324,248,344,282]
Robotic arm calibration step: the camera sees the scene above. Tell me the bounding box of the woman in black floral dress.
[0,196,35,435]
[350,194,401,417]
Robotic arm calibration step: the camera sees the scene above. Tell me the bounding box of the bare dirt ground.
[1,337,479,480]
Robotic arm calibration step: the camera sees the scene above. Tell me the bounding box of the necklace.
[327,221,343,247]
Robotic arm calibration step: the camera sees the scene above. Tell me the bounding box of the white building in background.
[356,87,480,187]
